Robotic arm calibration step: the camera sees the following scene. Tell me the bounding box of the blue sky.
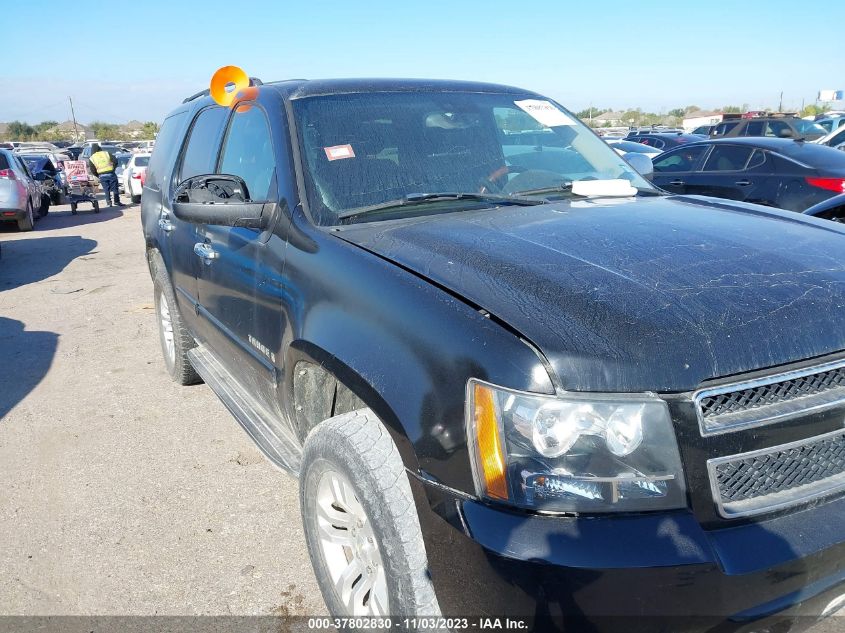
[2,0,840,124]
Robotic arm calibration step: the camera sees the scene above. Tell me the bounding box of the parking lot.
[0,197,324,618]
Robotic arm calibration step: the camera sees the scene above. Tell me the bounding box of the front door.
[194,102,288,413]
[164,106,228,329]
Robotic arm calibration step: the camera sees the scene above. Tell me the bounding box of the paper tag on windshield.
[514,100,575,127]
[324,144,355,161]
[571,179,637,198]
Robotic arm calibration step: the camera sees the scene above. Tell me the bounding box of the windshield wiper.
[511,182,579,197]
[337,192,546,221]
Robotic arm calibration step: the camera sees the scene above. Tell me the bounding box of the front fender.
[280,218,554,495]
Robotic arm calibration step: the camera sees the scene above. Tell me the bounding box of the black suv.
[712,116,827,141]
[141,78,845,631]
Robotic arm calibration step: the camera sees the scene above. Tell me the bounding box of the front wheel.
[152,261,201,385]
[300,409,440,622]
[131,194,141,203]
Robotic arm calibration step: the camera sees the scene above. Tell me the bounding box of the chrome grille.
[708,429,845,518]
[694,359,845,435]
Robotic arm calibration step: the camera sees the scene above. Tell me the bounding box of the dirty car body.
[141,78,845,631]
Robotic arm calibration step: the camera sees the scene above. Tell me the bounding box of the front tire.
[152,261,201,385]
[301,409,440,622]
[131,194,141,203]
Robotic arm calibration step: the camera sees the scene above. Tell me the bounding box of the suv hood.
[338,196,845,392]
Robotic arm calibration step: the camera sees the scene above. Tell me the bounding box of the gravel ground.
[0,196,325,620]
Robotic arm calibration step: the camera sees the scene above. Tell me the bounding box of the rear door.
[650,144,708,193]
[688,144,758,201]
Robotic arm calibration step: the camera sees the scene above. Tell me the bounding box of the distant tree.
[575,107,609,120]
[7,121,35,141]
[683,105,701,114]
[802,104,830,117]
[622,110,641,125]
[721,105,742,114]
[90,121,126,141]
[141,121,159,138]
[668,108,686,119]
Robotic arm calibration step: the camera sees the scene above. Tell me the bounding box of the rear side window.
[765,121,792,138]
[134,156,150,167]
[146,111,187,190]
[178,106,228,181]
[744,121,765,136]
[703,145,755,171]
[652,145,707,172]
[713,122,739,136]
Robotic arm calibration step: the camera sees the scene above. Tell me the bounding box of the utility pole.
[68,96,79,141]
[778,91,783,113]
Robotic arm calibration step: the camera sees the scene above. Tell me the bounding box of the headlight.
[466,379,687,513]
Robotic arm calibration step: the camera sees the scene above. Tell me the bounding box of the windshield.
[293,91,654,225]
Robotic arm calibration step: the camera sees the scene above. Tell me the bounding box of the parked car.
[711,116,827,141]
[18,154,62,205]
[65,145,83,160]
[121,152,149,202]
[625,132,703,151]
[650,137,845,211]
[141,77,845,630]
[0,148,47,230]
[605,138,662,159]
[815,125,845,151]
[816,115,845,134]
[803,192,845,222]
[115,152,132,193]
[79,143,122,160]
[689,124,716,136]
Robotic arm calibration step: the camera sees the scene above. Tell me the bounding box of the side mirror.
[172,174,271,229]
[624,152,654,179]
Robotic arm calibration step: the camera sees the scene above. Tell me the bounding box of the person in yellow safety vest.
[87,144,124,207]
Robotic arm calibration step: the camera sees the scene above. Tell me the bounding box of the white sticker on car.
[513,100,575,127]
[324,144,355,161]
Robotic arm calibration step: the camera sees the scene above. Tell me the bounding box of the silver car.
[0,148,44,231]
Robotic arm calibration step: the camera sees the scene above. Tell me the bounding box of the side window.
[713,121,739,136]
[702,145,755,171]
[178,106,228,181]
[652,145,707,172]
[146,111,187,190]
[745,149,768,170]
[765,121,792,138]
[744,121,765,136]
[218,104,276,202]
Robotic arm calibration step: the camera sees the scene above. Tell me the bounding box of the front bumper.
[411,476,845,632]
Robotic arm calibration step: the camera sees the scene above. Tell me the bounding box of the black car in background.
[711,116,827,141]
[803,192,845,222]
[625,132,704,151]
[650,137,845,211]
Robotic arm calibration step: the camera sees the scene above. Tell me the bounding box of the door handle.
[193,242,219,262]
[669,180,685,186]
[735,180,752,186]
[158,217,175,233]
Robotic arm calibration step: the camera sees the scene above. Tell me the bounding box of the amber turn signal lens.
[473,383,508,500]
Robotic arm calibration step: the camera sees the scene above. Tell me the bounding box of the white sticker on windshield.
[514,99,575,127]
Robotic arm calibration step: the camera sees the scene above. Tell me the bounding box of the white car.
[815,125,845,151]
[121,153,150,203]
[605,139,663,159]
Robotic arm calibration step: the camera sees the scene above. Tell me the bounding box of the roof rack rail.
[182,77,263,104]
